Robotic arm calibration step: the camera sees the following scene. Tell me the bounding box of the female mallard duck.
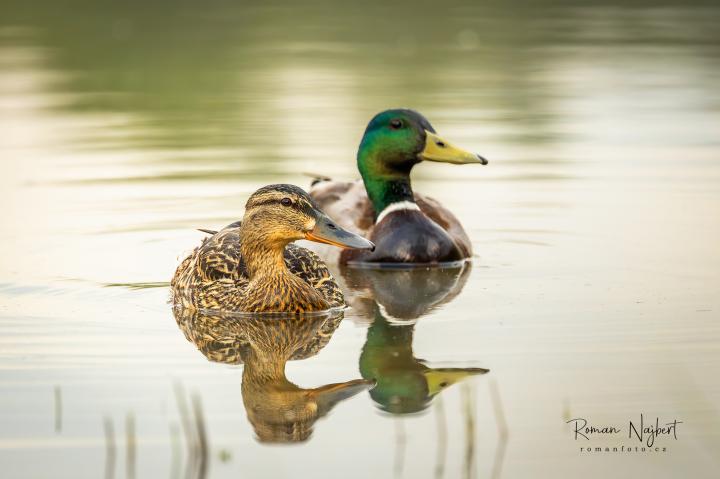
[309,109,487,265]
[171,184,374,313]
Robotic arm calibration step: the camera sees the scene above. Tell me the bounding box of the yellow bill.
[419,130,488,165]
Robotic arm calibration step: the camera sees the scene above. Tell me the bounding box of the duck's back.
[171,224,345,311]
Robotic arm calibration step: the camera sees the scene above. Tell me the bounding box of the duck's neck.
[358,147,416,218]
[238,225,326,312]
[238,225,290,281]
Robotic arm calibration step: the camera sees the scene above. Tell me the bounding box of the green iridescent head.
[356,109,488,215]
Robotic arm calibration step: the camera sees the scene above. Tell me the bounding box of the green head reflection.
[342,263,489,415]
[360,304,488,414]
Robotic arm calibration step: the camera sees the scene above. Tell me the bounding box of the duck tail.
[197,220,242,236]
[302,171,333,186]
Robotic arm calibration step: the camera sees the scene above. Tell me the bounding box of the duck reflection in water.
[341,263,489,414]
[173,308,372,442]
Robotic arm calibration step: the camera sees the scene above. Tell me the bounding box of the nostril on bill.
[436,141,446,148]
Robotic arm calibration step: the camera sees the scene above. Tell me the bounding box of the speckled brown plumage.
[170,184,362,313]
[171,224,345,312]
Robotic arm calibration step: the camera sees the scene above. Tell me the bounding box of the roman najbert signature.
[567,414,682,447]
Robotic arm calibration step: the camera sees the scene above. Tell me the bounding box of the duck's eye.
[390,119,403,129]
[280,197,293,206]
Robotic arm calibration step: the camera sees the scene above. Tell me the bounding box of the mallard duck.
[173,307,372,442]
[171,184,374,313]
[309,109,487,265]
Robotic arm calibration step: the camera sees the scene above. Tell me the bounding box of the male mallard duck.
[171,184,374,313]
[310,109,487,265]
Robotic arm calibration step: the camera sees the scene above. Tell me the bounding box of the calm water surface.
[1,1,719,478]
